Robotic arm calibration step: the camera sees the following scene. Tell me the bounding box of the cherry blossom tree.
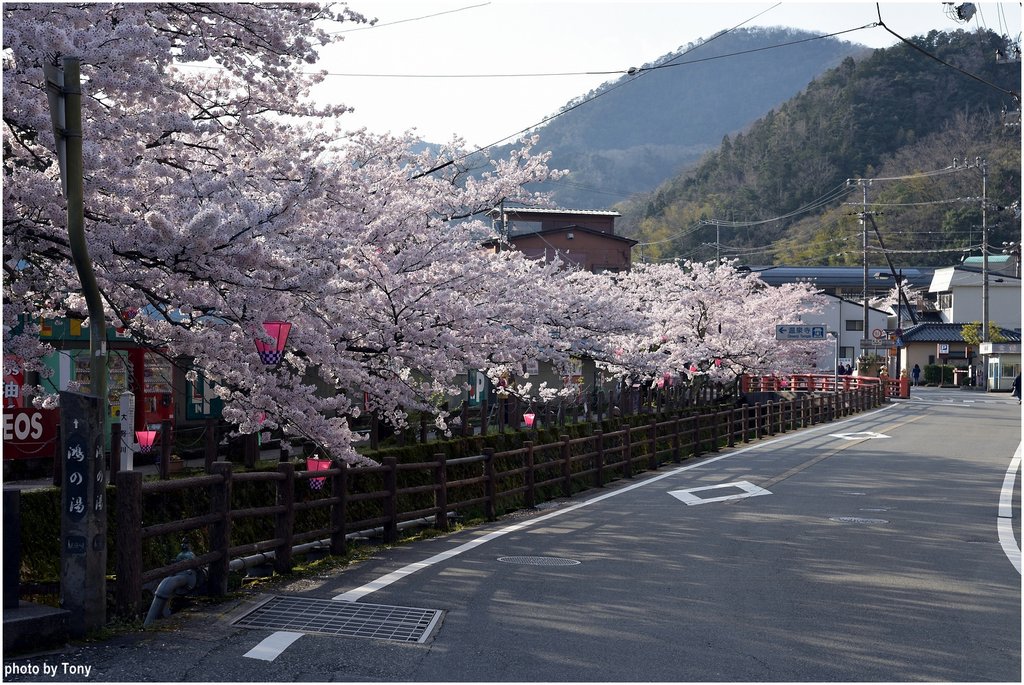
[3,3,610,463]
[598,260,828,387]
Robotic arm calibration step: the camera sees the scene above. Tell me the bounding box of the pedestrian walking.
[1012,373,1021,404]
[912,364,921,386]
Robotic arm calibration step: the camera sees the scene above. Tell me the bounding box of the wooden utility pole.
[46,56,108,636]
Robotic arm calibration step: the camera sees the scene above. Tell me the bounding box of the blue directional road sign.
[775,325,827,340]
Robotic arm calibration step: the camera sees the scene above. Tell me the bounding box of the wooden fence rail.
[113,386,882,617]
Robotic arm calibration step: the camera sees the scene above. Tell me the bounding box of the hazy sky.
[313,1,1021,148]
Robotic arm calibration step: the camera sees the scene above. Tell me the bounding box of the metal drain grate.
[497,556,581,566]
[233,596,443,643]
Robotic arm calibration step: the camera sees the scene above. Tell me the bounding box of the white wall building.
[797,294,890,373]
[929,266,1021,329]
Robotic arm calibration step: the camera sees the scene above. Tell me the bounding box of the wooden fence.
[113,385,883,617]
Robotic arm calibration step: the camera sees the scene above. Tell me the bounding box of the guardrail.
[111,386,883,618]
[740,373,908,399]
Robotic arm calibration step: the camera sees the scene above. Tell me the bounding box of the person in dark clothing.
[1012,374,1021,404]
[912,364,921,386]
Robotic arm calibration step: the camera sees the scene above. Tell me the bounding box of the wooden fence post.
[330,461,347,555]
[525,441,536,507]
[648,418,658,469]
[561,435,572,497]
[208,461,233,596]
[383,457,398,544]
[754,403,764,438]
[204,419,217,473]
[434,453,448,531]
[726,408,735,448]
[692,412,702,458]
[595,431,605,487]
[159,419,172,479]
[483,449,496,521]
[710,410,720,452]
[624,427,633,478]
[243,432,258,469]
[273,462,295,574]
[673,417,683,462]
[115,470,143,618]
[110,423,121,482]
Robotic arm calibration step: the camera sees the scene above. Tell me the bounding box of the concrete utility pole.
[846,179,872,353]
[954,157,990,390]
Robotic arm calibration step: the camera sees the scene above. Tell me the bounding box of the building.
[749,265,935,300]
[485,207,637,273]
[929,265,1021,330]
[795,294,890,373]
[914,264,1023,389]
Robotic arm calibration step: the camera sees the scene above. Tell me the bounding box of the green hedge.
[13,403,730,588]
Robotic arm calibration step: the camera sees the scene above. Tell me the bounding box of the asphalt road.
[4,387,1020,682]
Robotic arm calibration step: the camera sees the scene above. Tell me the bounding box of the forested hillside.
[615,29,1021,267]
[502,27,866,208]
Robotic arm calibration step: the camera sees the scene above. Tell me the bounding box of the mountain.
[614,28,1022,267]
[496,27,868,209]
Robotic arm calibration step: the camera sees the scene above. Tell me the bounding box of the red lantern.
[255,321,292,365]
[523,412,536,428]
[136,430,157,453]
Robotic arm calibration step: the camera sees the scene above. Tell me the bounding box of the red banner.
[3,407,60,460]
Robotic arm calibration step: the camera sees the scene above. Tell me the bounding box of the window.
[840,346,855,360]
[845,319,864,332]
[938,292,953,310]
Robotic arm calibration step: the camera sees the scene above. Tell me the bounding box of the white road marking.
[243,631,304,661]
[997,442,1021,574]
[668,480,771,505]
[333,403,898,603]
[829,431,891,440]
[244,403,899,660]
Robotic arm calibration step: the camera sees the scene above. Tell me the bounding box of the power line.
[874,2,1021,103]
[328,2,492,34]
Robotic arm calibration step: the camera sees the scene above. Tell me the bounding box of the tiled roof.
[493,207,621,217]
[901,322,1022,343]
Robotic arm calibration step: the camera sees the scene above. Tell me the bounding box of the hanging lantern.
[255,321,292,365]
[523,412,536,428]
[136,430,157,453]
[306,456,331,490]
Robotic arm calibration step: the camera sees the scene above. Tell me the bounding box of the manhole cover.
[829,516,889,524]
[497,556,581,566]
[232,596,442,643]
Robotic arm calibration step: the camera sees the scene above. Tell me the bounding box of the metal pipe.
[143,570,198,627]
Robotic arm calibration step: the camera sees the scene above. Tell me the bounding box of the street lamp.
[255,321,292,365]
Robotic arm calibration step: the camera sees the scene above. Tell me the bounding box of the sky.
[312,1,1022,148]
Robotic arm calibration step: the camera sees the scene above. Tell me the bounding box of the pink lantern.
[255,321,292,365]
[689,364,698,373]
[136,430,158,453]
[523,412,536,428]
[714,358,722,368]
[306,457,331,490]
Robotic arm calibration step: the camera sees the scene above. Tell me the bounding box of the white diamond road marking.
[829,431,891,441]
[668,480,772,506]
